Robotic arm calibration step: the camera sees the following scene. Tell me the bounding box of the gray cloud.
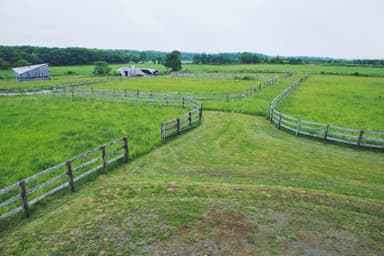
[0,0,383,59]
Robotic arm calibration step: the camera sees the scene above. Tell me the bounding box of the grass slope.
[277,75,384,131]
[0,96,185,187]
[1,111,383,255]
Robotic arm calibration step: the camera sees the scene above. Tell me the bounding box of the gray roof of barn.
[12,63,48,75]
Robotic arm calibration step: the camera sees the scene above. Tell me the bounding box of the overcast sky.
[0,0,383,59]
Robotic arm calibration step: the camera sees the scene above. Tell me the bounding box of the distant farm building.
[118,66,158,77]
[12,63,50,81]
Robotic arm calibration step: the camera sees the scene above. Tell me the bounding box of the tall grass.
[277,75,384,130]
[0,96,185,187]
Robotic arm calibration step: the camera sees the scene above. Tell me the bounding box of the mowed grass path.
[277,75,384,131]
[0,112,383,255]
[0,96,185,187]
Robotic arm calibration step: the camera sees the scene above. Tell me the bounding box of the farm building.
[118,66,158,77]
[12,63,50,81]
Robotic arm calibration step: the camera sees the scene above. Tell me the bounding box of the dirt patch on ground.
[149,211,258,255]
[166,183,182,191]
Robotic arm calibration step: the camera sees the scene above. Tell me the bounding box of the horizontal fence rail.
[269,74,384,149]
[0,137,129,221]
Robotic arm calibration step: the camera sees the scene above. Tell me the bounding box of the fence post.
[161,123,166,142]
[199,104,203,120]
[136,90,139,96]
[269,106,274,123]
[71,86,74,99]
[101,146,107,173]
[324,125,329,140]
[176,118,180,135]
[188,112,192,126]
[66,161,75,192]
[182,96,185,108]
[123,137,129,163]
[278,113,282,129]
[19,181,30,218]
[259,84,261,91]
[296,119,301,136]
[357,130,364,146]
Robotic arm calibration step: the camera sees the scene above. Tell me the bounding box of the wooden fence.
[269,75,384,148]
[0,137,129,220]
[57,76,280,103]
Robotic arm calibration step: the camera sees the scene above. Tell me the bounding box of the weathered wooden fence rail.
[269,74,384,148]
[0,137,129,220]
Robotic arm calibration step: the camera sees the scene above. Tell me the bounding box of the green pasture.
[1,63,384,255]
[0,96,185,187]
[1,111,383,255]
[182,63,384,76]
[1,62,384,91]
[277,75,384,131]
[88,76,263,93]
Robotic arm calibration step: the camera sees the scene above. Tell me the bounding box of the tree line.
[192,52,384,66]
[0,46,178,69]
[1,45,383,70]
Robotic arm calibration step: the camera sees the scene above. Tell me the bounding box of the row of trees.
[0,46,170,69]
[1,45,383,70]
[192,53,305,65]
[93,51,182,75]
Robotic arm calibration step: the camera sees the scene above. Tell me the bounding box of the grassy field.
[182,63,384,76]
[1,63,383,255]
[0,96,185,187]
[2,62,384,91]
[277,75,384,131]
[0,111,383,255]
[88,76,263,93]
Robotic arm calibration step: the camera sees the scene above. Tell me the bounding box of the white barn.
[12,63,50,81]
[118,66,158,77]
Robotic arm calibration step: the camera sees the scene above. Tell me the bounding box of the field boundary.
[269,74,384,148]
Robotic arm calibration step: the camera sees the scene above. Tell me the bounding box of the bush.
[93,61,111,75]
[64,70,77,75]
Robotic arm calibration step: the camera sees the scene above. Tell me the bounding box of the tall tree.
[93,61,111,75]
[164,50,182,71]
